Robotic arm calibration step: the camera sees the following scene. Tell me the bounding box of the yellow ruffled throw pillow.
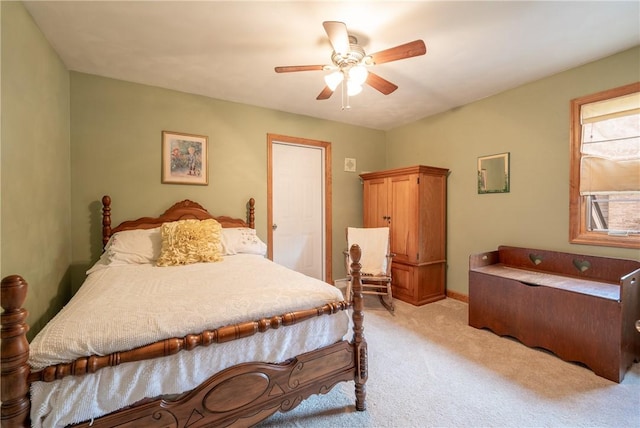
[157,219,223,266]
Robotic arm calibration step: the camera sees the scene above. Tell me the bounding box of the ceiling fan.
[275,21,427,103]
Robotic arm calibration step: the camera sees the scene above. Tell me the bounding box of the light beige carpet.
[258,297,640,427]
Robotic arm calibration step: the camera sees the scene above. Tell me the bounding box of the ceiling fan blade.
[316,86,334,100]
[323,21,350,55]
[274,65,325,73]
[370,40,426,65]
[366,72,398,95]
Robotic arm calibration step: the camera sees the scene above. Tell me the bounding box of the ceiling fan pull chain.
[342,79,351,110]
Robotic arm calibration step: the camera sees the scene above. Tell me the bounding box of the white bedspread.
[28,255,349,428]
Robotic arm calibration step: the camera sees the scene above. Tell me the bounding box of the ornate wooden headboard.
[101,195,256,248]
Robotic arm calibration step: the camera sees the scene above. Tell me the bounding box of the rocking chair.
[343,227,395,313]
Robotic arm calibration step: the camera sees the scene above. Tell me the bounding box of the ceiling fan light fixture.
[347,81,363,96]
[324,71,344,91]
[349,65,368,86]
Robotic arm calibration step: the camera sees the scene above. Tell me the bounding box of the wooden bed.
[1,196,367,428]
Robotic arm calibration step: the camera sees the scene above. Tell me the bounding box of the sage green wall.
[1,1,71,337]
[69,72,386,289]
[386,46,640,296]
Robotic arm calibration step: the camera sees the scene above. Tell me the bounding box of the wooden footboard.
[70,341,356,428]
[0,245,368,428]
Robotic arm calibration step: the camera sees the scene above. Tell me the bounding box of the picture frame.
[161,131,208,185]
[478,152,510,194]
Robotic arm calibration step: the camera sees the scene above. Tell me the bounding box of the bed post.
[248,198,255,229]
[349,244,367,411]
[1,275,31,428]
[102,195,112,248]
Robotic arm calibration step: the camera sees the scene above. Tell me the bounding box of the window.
[569,82,640,249]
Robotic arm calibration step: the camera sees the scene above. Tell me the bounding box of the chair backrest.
[346,227,390,276]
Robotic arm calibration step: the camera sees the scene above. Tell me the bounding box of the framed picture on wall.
[161,131,208,185]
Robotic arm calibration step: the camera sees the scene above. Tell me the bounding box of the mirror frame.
[478,152,510,194]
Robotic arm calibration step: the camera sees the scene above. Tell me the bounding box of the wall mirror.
[478,152,510,194]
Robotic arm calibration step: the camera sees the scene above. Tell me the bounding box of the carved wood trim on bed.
[102,195,256,248]
[70,340,357,428]
[1,198,367,428]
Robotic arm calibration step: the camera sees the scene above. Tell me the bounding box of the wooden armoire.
[360,165,449,305]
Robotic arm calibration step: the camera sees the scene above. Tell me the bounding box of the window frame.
[569,81,640,249]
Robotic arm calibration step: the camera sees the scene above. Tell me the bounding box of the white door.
[268,135,331,281]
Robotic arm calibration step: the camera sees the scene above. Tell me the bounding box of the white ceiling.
[23,1,640,131]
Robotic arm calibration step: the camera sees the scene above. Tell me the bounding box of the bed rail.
[28,301,350,383]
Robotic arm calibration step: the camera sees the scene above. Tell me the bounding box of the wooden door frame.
[267,133,333,283]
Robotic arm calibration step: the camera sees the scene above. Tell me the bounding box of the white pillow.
[105,227,162,264]
[221,228,267,256]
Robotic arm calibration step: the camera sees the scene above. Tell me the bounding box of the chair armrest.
[385,253,395,276]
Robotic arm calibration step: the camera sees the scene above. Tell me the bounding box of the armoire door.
[363,177,389,228]
[388,173,418,264]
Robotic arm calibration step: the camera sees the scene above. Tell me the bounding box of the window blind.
[581,92,640,124]
[580,156,640,194]
[579,91,640,194]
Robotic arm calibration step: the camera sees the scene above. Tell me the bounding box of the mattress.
[28,254,349,428]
